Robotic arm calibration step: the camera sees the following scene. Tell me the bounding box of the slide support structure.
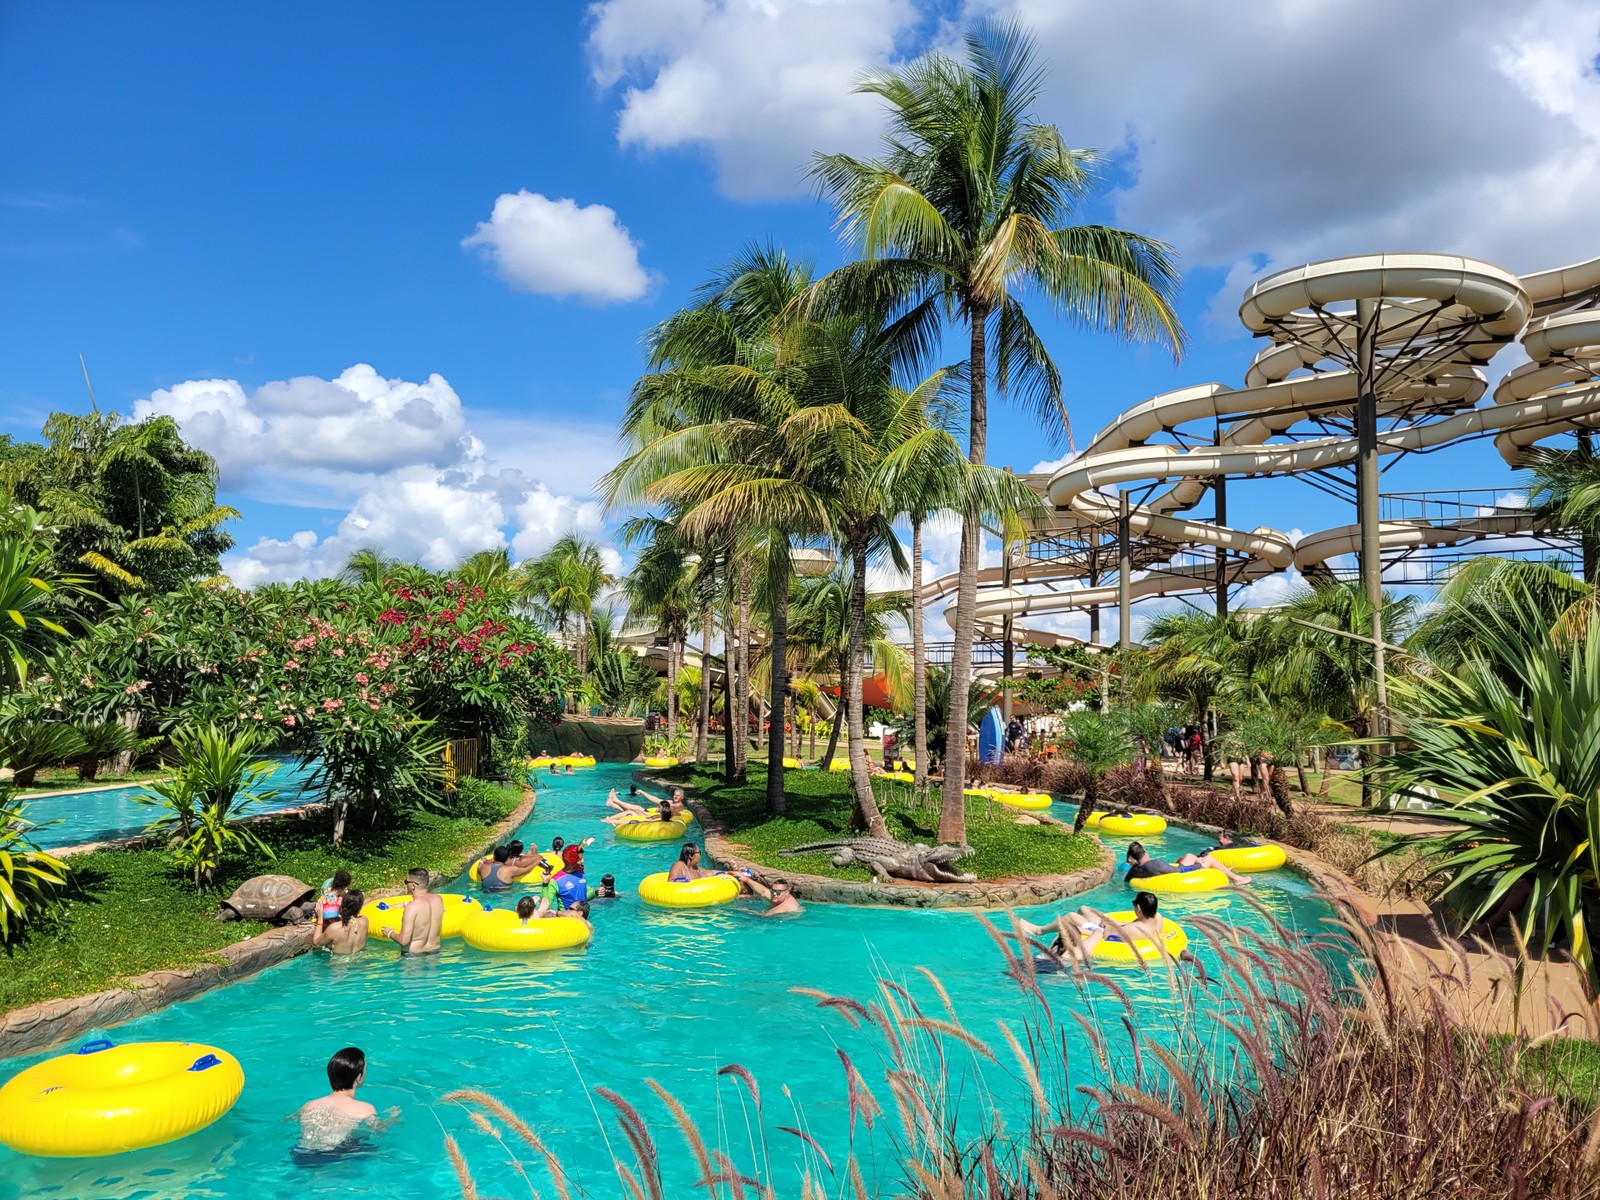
[1355,297,1390,783]
[1214,475,1228,618]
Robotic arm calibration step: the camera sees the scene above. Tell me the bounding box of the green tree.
[1525,431,1600,583]
[137,724,278,890]
[0,513,85,692]
[0,794,68,941]
[812,20,1184,843]
[520,534,611,693]
[1059,710,1134,833]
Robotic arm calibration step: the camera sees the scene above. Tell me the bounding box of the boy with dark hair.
[293,1047,381,1150]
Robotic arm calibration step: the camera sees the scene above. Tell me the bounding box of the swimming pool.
[22,757,324,851]
[0,765,1339,1198]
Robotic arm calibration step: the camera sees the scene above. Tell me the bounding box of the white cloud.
[592,0,1599,308]
[461,190,656,303]
[138,365,618,586]
[587,0,923,200]
[1030,451,1077,474]
[136,364,471,491]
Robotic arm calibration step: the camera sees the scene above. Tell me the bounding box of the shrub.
[136,725,277,890]
[0,793,68,941]
[448,777,519,824]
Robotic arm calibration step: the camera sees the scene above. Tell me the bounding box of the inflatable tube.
[527,756,555,768]
[638,871,741,908]
[1097,813,1168,837]
[0,1040,244,1157]
[361,893,481,939]
[462,909,591,953]
[1211,844,1287,872]
[616,817,691,841]
[1135,868,1229,894]
[881,771,915,783]
[782,757,801,768]
[1090,913,1189,965]
[553,755,595,768]
[963,787,994,800]
[990,792,1052,811]
[1083,810,1107,827]
[828,758,851,771]
[643,756,678,768]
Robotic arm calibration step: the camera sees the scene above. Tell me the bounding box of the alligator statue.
[780,837,977,884]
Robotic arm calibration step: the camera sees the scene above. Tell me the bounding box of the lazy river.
[0,764,1340,1199]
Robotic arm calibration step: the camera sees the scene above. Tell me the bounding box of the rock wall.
[541,716,645,762]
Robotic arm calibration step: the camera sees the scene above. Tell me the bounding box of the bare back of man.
[389,870,443,955]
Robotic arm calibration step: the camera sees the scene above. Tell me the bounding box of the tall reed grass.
[441,906,1600,1198]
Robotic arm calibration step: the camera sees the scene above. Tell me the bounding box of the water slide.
[922,250,1600,653]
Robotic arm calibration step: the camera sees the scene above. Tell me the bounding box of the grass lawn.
[660,762,1101,883]
[16,765,170,797]
[1,783,522,1014]
[1486,1035,1600,1113]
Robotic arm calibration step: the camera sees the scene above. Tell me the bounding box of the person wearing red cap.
[555,843,588,907]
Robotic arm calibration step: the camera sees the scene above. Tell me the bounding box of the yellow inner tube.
[881,770,915,783]
[991,792,1052,811]
[1090,913,1189,965]
[963,787,993,800]
[782,757,801,768]
[643,756,678,768]
[1211,843,1287,872]
[361,893,481,939]
[827,757,851,771]
[0,1040,244,1157]
[1097,813,1168,837]
[527,756,555,767]
[1135,867,1229,894]
[462,909,591,952]
[554,755,595,767]
[638,871,741,908]
[616,817,691,841]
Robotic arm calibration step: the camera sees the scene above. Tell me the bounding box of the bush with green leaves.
[137,724,277,890]
[447,776,520,824]
[0,792,68,941]
[0,715,87,788]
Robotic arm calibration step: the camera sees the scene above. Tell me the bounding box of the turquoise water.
[1,765,1337,1198]
[24,758,322,850]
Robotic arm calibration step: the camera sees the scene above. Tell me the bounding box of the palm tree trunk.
[939,301,990,844]
[1269,767,1294,817]
[766,548,789,813]
[1072,772,1098,834]
[722,649,736,782]
[696,606,713,762]
[666,634,680,744]
[847,536,889,836]
[911,513,929,790]
[822,652,846,766]
[734,564,751,781]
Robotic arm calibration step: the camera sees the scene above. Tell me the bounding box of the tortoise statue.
[216,875,318,924]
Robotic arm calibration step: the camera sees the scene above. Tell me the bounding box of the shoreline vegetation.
[659,762,1103,882]
[0,780,522,1015]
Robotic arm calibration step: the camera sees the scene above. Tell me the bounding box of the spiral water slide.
[924,251,1600,654]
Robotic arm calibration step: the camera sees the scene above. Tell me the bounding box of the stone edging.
[0,786,538,1059]
[659,775,1116,910]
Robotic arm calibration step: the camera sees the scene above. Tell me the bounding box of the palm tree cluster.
[604,21,1183,839]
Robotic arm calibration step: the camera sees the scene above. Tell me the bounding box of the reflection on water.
[2,764,1338,1199]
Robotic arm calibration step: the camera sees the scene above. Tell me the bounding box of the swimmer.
[603,798,675,827]
[635,786,689,819]
[739,875,803,916]
[1199,829,1256,857]
[590,873,619,900]
[312,890,368,954]
[385,868,443,954]
[292,1047,389,1152]
[316,868,352,928]
[669,842,717,881]
[1020,892,1169,965]
[528,862,565,917]
[1126,842,1250,887]
[478,845,517,893]
[504,839,543,874]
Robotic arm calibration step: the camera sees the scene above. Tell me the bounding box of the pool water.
[23,758,323,851]
[0,765,1337,1198]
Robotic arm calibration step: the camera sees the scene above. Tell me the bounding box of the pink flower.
[331,647,345,657]
[284,659,299,670]
[354,672,368,685]
[141,607,153,617]
[283,716,297,728]
[322,697,344,712]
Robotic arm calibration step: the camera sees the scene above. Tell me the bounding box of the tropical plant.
[338,545,402,587]
[0,793,67,941]
[1525,429,1600,582]
[137,725,279,890]
[520,534,612,687]
[1377,583,1600,986]
[583,609,657,717]
[886,664,996,778]
[0,410,236,600]
[812,19,1183,845]
[70,719,143,781]
[1120,700,1180,797]
[0,516,85,692]
[1216,708,1347,817]
[622,516,700,744]
[1059,710,1134,832]
[0,716,87,788]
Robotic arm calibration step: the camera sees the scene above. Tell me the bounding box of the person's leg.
[1229,761,1244,797]
[1195,854,1251,885]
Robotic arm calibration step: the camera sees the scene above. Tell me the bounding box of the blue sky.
[3,1,1597,632]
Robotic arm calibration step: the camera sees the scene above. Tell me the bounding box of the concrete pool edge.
[0,784,538,1059]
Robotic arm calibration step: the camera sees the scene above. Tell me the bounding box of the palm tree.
[1059,710,1134,833]
[887,663,996,778]
[811,20,1184,844]
[521,534,611,692]
[455,547,515,592]
[1142,611,1253,783]
[1526,430,1600,583]
[622,517,700,745]
[338,546,401,587]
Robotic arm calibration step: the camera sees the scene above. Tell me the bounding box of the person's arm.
[741,876,774,900]
[312,921,331,946]
[389,902,416,946]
